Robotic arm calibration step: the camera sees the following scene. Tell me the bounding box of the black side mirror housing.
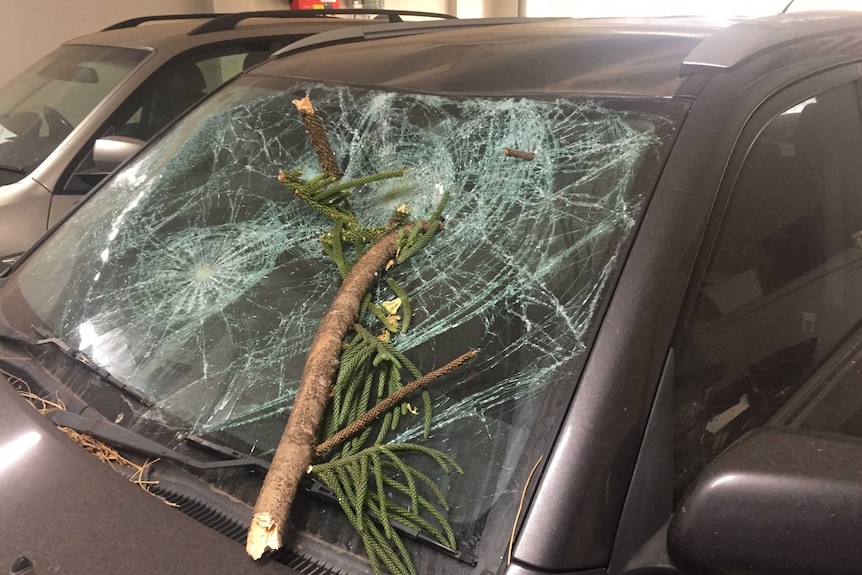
[668,427,862,575]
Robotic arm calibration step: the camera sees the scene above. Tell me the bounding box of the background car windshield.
[0,44,145,180]
[4,77,677,571]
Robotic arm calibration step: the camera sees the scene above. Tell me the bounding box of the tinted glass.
[674,81,862,498]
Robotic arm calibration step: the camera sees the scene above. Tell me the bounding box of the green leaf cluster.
[313,444,461,575]
[395,189,449,265]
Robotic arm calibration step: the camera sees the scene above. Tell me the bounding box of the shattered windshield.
[2,77,679,572]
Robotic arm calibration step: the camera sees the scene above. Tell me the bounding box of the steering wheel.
[42,106,73,139]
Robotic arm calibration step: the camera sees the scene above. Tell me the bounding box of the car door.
[672,75,862,498]
[665,72,862,573]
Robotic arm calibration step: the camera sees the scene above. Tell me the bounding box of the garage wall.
[0,0,215,81]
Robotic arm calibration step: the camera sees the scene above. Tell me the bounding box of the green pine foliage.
[281,167,459,575]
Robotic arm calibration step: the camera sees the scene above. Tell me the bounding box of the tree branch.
[292,95,341,179]
[247,221,440,559]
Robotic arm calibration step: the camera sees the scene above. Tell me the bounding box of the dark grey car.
[3,11,862,575]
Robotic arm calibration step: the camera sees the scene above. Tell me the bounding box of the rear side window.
[674,81,862,498]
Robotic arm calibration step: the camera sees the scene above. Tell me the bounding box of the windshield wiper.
[47,409,271,471]
[183,435,478,567]
[32,326,153,407]
[0,164,25,174]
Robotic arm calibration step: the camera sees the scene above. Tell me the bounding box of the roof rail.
[103,14,228,31]
[187,9,456,36]
[271,17,540,60]
[681,11,862,75]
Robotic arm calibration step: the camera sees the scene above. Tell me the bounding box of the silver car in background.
[0,10,451,262]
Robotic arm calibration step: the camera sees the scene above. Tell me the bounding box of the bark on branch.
[246,223,438,559]
[292,95,342,179]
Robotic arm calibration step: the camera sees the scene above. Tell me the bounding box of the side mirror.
[669,427,862,575]
[92,135,144,174]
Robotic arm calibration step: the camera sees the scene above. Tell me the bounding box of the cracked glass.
[3,77,678,571]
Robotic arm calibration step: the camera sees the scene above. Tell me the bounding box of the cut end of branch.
[292,95,315,116]
[246,512,282,560]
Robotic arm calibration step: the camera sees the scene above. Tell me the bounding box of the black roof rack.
[271,17,543,60]
[102,9,455,35]
[188,9,456,36]
[103,13,229,31]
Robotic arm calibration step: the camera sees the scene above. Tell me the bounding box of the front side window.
[2,77,679,571]
[0,44,146,182]
[103,43,282,143]
[63,43,284,193]
[674,81,862,498]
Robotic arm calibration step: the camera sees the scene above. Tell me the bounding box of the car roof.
[253,11,862,98]
[253,17,729,97]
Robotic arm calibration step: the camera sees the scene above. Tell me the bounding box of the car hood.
[0,381,290,575]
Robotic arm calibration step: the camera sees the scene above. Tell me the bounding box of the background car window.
[63,42,283,192]
[673,80,862,499]
[109,45,278,142]
[0,45,145,180]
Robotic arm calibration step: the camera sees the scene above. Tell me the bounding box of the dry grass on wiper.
[2,367,176,506]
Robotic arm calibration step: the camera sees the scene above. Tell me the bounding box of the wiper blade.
[184,435,478,567]
[0,164,25,175]
[47,410,270,471]
[32,326,153,407]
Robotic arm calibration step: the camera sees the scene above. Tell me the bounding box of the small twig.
[57,426,177,506]
[508,454,543,565]
[293,95,342,179]
[502,147,536,161]
[315,349,477,457]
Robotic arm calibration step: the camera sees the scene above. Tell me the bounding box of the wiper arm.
[183,433,271,471]
[32,326,153,407]
[0,324,37,346]
[183,435,478,567]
